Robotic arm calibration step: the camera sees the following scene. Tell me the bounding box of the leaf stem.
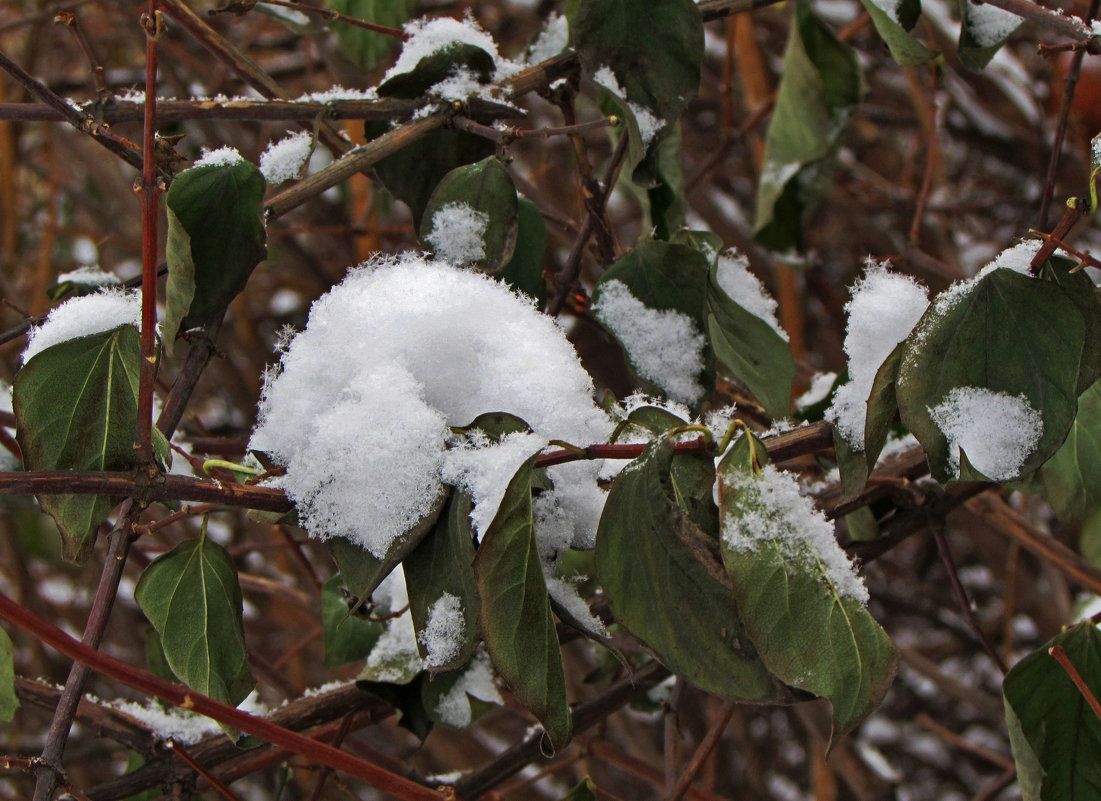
[1049,644,1101,722]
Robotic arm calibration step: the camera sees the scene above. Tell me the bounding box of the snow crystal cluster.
[259,131,313,185]
[929,387,1042,480]
[425,202,490,265]
[192,145,244,169]
[250,255,612,559]
[22,288,141,365]
[826,260,929,450]
[418,592,466,668]
[55,266,121,287]
[722,464,869,604]
[591,279,708,406]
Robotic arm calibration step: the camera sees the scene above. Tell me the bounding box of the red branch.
[0,590,450,801]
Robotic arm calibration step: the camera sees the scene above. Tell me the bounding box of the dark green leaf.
[1040,380,1101,522]
[1081,505,1101,569]
[419,157,519,273]
[1003,621,1101,801]
[322,575,383,668]
[896,268,1084,482]
[473,455,571,751]
[14,325,141,563]
[671,229,723,261]
[378,42,495,99]
[0,626,17,722]
[570,0,703,157]
[958,0,1020,70]
[144,627,180,684]
[834,341,904,497]
[328,0,415,70]
[857,0,937,66]
[367,123,496,228]
[164,159,267,345]
[647,122,686,234]
[357,673,434,740]
[596,435,793,703]
[404,492,480,672]
[328,485,447,603]
[499,197,548,308]
[755,0,861,251]
[558,778,597,801]
[705,262,794,419]
[135,535,255,707]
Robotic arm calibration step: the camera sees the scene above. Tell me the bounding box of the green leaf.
[1079,505,1101,568]
[623,405,718,537]
[473,455,571,751]
[0,626,18,722]
[378,42,495,99]
[404,492,480,672]
[366,123,496,229]
[499,197,548,308]
[717,445,897,743]
[671,228,723,261]
[1003,622,1101,801]
[958,0,1020,70]
[419,157,519,273]
[322,575,383,668]
[896,268,1084,482]
[357,673,434,740]
[1041,256,1101,395]
[857,0,937,66]
[135,535,255,708]
[1040,380,1101,522]
[328,0,415,71]
[570,0,703,158]
[14,325,141,563]
[164,159,267,345]
[755,0,861,252]
[705,261,795,419]
[144,628,180,684]
[596,435,793,703]
[328,485,447,603]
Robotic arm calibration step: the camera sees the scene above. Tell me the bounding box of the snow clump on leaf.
[22,288,141,365]
[826,260,929,450]
[929,387,1043,480]
[250,254,612,558]
[259,131,313,185]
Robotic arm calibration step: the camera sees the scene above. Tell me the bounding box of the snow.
[418,592,465,668]
[298,86,379,102]
[929,240,1039,320]
[250,254,612,557]
[825,261,929,450]
[109,691,269,745]
[796,372,837,408]
[22,288,141,365]
[192,146,244,168]
[384,13,521,101]
[721,462,869,604]
[963,0,1021,47]
[364,569,423,683]
[441,430,547,538]
[259,131,312,185]
[433,647,502,728]
[928,387,1042,480]
[425,202,490,265]
[714,249,788,341]
[527,13,569,64]
[545,575,608,638]
[867,0,903,23]
[592,279,707,405]
[56,266,120,286]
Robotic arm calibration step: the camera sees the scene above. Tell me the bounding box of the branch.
[0,591,450,801]
[0,98,428,123]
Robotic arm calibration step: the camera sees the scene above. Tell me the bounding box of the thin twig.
[664,700,738,801]
[32,512,135,801]
[931,526,1008,675]
[0,591,450,801]
[168,740,246,801]
[246,0,406,38]
[53,10,109,97]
